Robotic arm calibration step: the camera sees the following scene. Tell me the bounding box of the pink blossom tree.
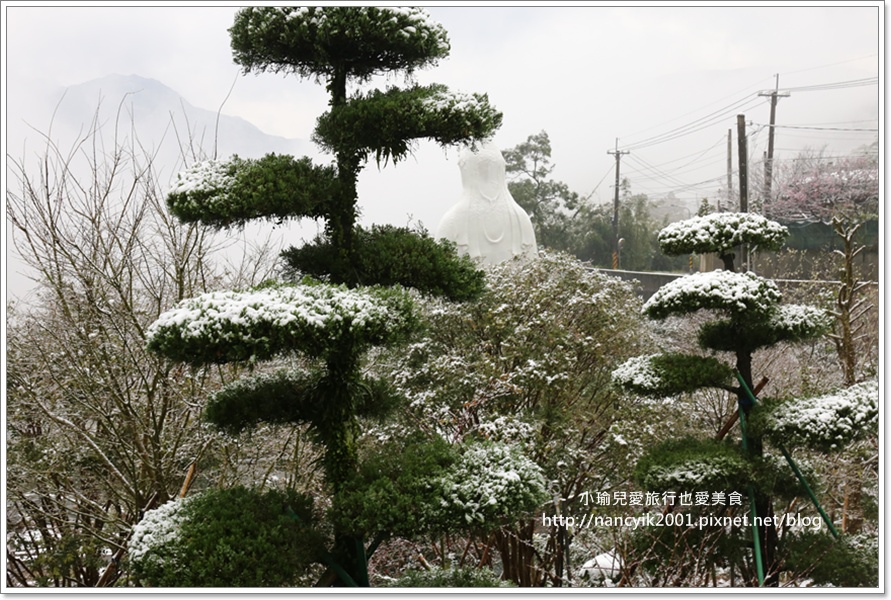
[768,152,878,386]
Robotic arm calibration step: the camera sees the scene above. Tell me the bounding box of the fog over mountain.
[8,74,311,182]
[6,74,318,302]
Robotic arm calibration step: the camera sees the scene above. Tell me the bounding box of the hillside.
[7,73,310,181]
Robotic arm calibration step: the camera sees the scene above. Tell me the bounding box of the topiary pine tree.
[612,212,877,587]
[137,7,535,588]
[169,6,500,291]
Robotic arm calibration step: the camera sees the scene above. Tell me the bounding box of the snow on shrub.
[768,304,833,340]
[643,270,781,319]
[145,282,416,364]
[634,439,751,493]
[128,499,191,576]
[658,212,788,256]
[757,379,878,452]
[436,442,547,527]
[612,352,734,397]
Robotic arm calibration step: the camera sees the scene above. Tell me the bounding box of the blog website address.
[541,512,823,531]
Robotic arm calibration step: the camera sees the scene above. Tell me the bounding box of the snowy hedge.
[643,270,781,319]
[634,438,752,493]
[145,281,416,365]
[768,304,834,339]
[611,352,734,397]
[754,379,878,452]
[166,154,337,227]
[230,7,451,80]
[658,212,788,256]
[314,84,502,164]
[698,303,833,353]
[436,442,548,528]
[128,487,319,587]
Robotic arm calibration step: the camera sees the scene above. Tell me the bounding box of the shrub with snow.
[643,270,781,319]
[754,379,878,452]
[145,281,416,364]
[435,442,548,528]
[658,212,788,257]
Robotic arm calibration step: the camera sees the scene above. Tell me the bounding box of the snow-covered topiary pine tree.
[141,7,511,588]
[168,6,501,293]
[612,212,841,586]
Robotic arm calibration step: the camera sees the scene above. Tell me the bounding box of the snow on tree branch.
[643,270,781,319]
[756,379,878,452]
[166,154,336,227]
[230,6,450,80]
[658,212,788,257]
[612,352,734,397]
[145,282,416,365]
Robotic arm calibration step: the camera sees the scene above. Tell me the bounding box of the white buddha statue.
[436,142,538,265]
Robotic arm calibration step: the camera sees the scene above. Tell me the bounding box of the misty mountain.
[6,74,321,302]
[7,74,310,179]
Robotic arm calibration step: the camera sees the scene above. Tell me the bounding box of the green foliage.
[282,225,486,301]
[634,438,751,493]
[612,352,735,397]
[780,531,878,587]
[166,154,337,227]
[388,566,515,587]
[503,130,581,252]
[314,85,502,165]
[698,304,832,353]
[230,6,450,80]
[27,532,106,587]
[204,369,404,434]
[633,437,809,501]
[756,452,820,501]
[650,353,736,393]
[128,487,321,587]
[331,435,457,538]
[332,437,547,539]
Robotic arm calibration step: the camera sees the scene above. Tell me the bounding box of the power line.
[619,74,877,153]
[783,77,878,92]
[622,95,764,152]
[751,123,878,132]
[619,75,776,142]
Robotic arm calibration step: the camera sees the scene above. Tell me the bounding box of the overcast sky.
[3,2,883,299]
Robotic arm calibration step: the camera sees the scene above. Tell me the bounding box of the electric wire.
[621,95,764,152]
[613,73,877,202]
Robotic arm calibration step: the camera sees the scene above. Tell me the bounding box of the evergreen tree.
[134,7,545,587]
[612,212,877,586]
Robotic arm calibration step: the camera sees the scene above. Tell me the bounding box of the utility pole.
[759,75,790,207]
[725,128,733,212]
[737,115,748,270]
[608,139,629,269]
